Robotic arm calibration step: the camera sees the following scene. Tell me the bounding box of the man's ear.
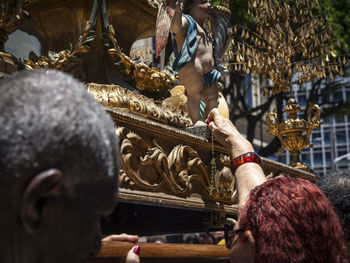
[20,169,63,234]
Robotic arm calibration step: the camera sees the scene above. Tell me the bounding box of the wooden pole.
[88,241,230,263]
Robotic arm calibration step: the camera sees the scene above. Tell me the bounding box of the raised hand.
[207,109,254,158]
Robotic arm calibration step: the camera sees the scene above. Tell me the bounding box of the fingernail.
[206,119,211,125]
[133,245,141,255]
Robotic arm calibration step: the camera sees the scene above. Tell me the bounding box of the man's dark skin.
[0,69,138,263]
[0,170,117,263]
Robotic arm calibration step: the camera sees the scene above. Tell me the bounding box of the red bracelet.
[232,152,262,171]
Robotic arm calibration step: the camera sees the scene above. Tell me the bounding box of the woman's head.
[232,177,347,263]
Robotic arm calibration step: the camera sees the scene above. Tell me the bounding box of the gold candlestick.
[266,98,321,170]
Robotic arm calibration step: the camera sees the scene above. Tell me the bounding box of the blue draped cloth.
[204,69,221,87]
[172,15,198,71]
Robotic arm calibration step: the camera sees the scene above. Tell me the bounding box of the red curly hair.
[238,177,347,263]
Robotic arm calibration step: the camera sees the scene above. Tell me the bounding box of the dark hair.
[183,0,195,14]
[0,69,119,190]
[317,170,350,241]
[239,177,347,263]
[184,234,199,244]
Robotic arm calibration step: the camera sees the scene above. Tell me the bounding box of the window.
[313,152,323,165]
[333,91,343,103]
[346,90,350,101]
[311,132,322,146]
[322,116,331,125]
[336,150,348,164]
[323,131,330,144]
[277,154,287,164]
[297,94,307,107]
[301,153,310,165]
[336,130,346,144]
[325,152,331,164]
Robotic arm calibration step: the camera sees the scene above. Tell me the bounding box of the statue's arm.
[170,1,187,34]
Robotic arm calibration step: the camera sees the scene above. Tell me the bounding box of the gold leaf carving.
[87,83,192,128]
[106,24,176,95]
[117,127,237,203]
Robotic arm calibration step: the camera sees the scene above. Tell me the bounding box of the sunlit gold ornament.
[266,98,321,170]
[222,0,347,96]
[106,22,176,96]
[221,0,346,170]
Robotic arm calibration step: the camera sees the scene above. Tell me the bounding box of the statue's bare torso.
[171,0,219,124]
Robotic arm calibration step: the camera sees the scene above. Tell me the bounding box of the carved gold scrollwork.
[87,83,192,128]
[216,154,236,200]
[117,127,236,203]
[304,103,321,148]
[105,21,176,96]
[307,103,321,130]
[266,110,286,152]
[266,110,279,136]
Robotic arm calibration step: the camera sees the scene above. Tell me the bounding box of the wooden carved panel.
[88,83,192,128]
[86,87,316,215]
[117,127,237,203]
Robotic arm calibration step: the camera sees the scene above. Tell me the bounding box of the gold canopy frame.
[1,0,316,236]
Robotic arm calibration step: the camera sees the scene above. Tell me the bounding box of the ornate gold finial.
[284,98,301,119]
[266,98,321,170]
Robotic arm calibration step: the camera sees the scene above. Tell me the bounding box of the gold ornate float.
[1,0,317,233]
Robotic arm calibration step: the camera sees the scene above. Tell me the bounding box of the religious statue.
[156,0,231,125]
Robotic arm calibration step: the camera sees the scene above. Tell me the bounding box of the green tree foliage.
[320,0,350,54]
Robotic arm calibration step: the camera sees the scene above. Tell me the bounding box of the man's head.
[317,170,350,242]
[0,69,120,263]
[229,177,347,263]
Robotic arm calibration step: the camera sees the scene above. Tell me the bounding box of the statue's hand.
[175,0,184,13]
